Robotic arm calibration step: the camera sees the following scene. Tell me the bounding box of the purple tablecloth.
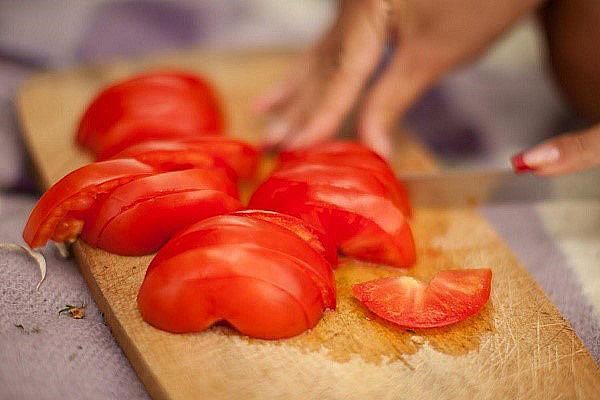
[0,2,597,399]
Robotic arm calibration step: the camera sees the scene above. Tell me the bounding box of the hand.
[512,125,600,175]
[255,0,543,157]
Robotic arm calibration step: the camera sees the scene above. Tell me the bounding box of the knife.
[398,167,600,208]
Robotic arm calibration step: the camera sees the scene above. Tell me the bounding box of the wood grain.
[16,49,600,400]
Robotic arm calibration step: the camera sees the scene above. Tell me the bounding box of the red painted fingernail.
[511,153,535,174]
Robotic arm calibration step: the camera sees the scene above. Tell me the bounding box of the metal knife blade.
[398,167,600,208]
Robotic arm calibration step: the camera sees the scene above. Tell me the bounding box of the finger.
[283,48,383,150]
[358,50,437,159]
[261,91,312,150]
[511,126,600,175]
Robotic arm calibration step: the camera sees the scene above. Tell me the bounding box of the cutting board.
[17,49,600,400]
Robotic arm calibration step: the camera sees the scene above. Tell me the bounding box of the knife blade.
[398,167,600,208]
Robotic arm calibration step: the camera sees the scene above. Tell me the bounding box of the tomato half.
[138,243,325,339]
[80,169,240,255]
[23,159,155,248]
[352,269,492,328]
[104,138,259,180]
[248,178,416,267]
[77,71,224,155]
[149,214,335,308]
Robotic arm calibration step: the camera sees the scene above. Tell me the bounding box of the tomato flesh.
[138,243,325,339]
[352,269,492,328]
[80,169,240,255]
[23,159,155,248]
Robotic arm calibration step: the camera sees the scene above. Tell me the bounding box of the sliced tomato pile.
[249,141,415,267]
[138,211,335,339]
[77,71,224,157]
[352,269,492,328]
[80,169,242,255]
[23,159,156,248]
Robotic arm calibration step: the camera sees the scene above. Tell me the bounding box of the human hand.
[255,0,543,157]
[512,125,600,175]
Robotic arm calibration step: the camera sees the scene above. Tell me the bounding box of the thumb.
[511,125,600,175]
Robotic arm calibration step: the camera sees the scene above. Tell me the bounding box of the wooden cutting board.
[17,49,600,400]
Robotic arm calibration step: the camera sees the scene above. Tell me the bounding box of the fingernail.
[524,145,560,166]
[511,153,535,174]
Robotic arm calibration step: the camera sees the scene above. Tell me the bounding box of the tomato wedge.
[249,178,415,267]
[352,269,492,328]
[77,71,224,155]
[138,243,325,339]
[104,138,259,180]
[23,159,155,248]
[148,214,335,308]
[236,210,337,265]
[80,169,241,255]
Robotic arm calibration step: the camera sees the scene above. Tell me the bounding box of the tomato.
[352,269,492,328]
[236,210,337,265]
[77,71,224,155]
[149,213,335,308]
[80,169,241,255]
[138,243,325,339]
[278,142,411,217]
[248,178,416,267]
[23,159,155,248]
[104,138,259,180]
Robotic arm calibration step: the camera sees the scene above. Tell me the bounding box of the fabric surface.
[0,1,598,399]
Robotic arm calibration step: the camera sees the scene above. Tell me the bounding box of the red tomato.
[249,178,416,268]
[278,142,411,217]
[23,159,155,248]
[104,138,259,180]
[80,169,241,255]
[352,269,492,328]
[138,243,325,339]
[236,210,337,265]
[77,71,224,155]
[148,214,335,308]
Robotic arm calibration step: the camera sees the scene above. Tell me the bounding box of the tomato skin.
[104,138,259,180]
[80,169,240,255]
[248,178,416,268]
[138,243,325,339]
[77,71,224,155]
[148,214,335,308]
[236,210,338,265]
[352,269,492,328]
[23,159,155,248]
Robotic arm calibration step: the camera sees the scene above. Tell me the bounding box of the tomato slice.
[138,243,325,339]
[278,140,383,162]
[352,269,492,328]
[23,159,156,248]
[80,169,240,255]
[278,153,411,217]
[249,177,415,267]
[77,71,224,155]
[272,163,403,209]
[236,210,338,265]
[148,214,335,308]
[104,138,259,180]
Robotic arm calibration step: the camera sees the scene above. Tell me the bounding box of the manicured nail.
[523,145,560,166]
[511,153,535,174]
